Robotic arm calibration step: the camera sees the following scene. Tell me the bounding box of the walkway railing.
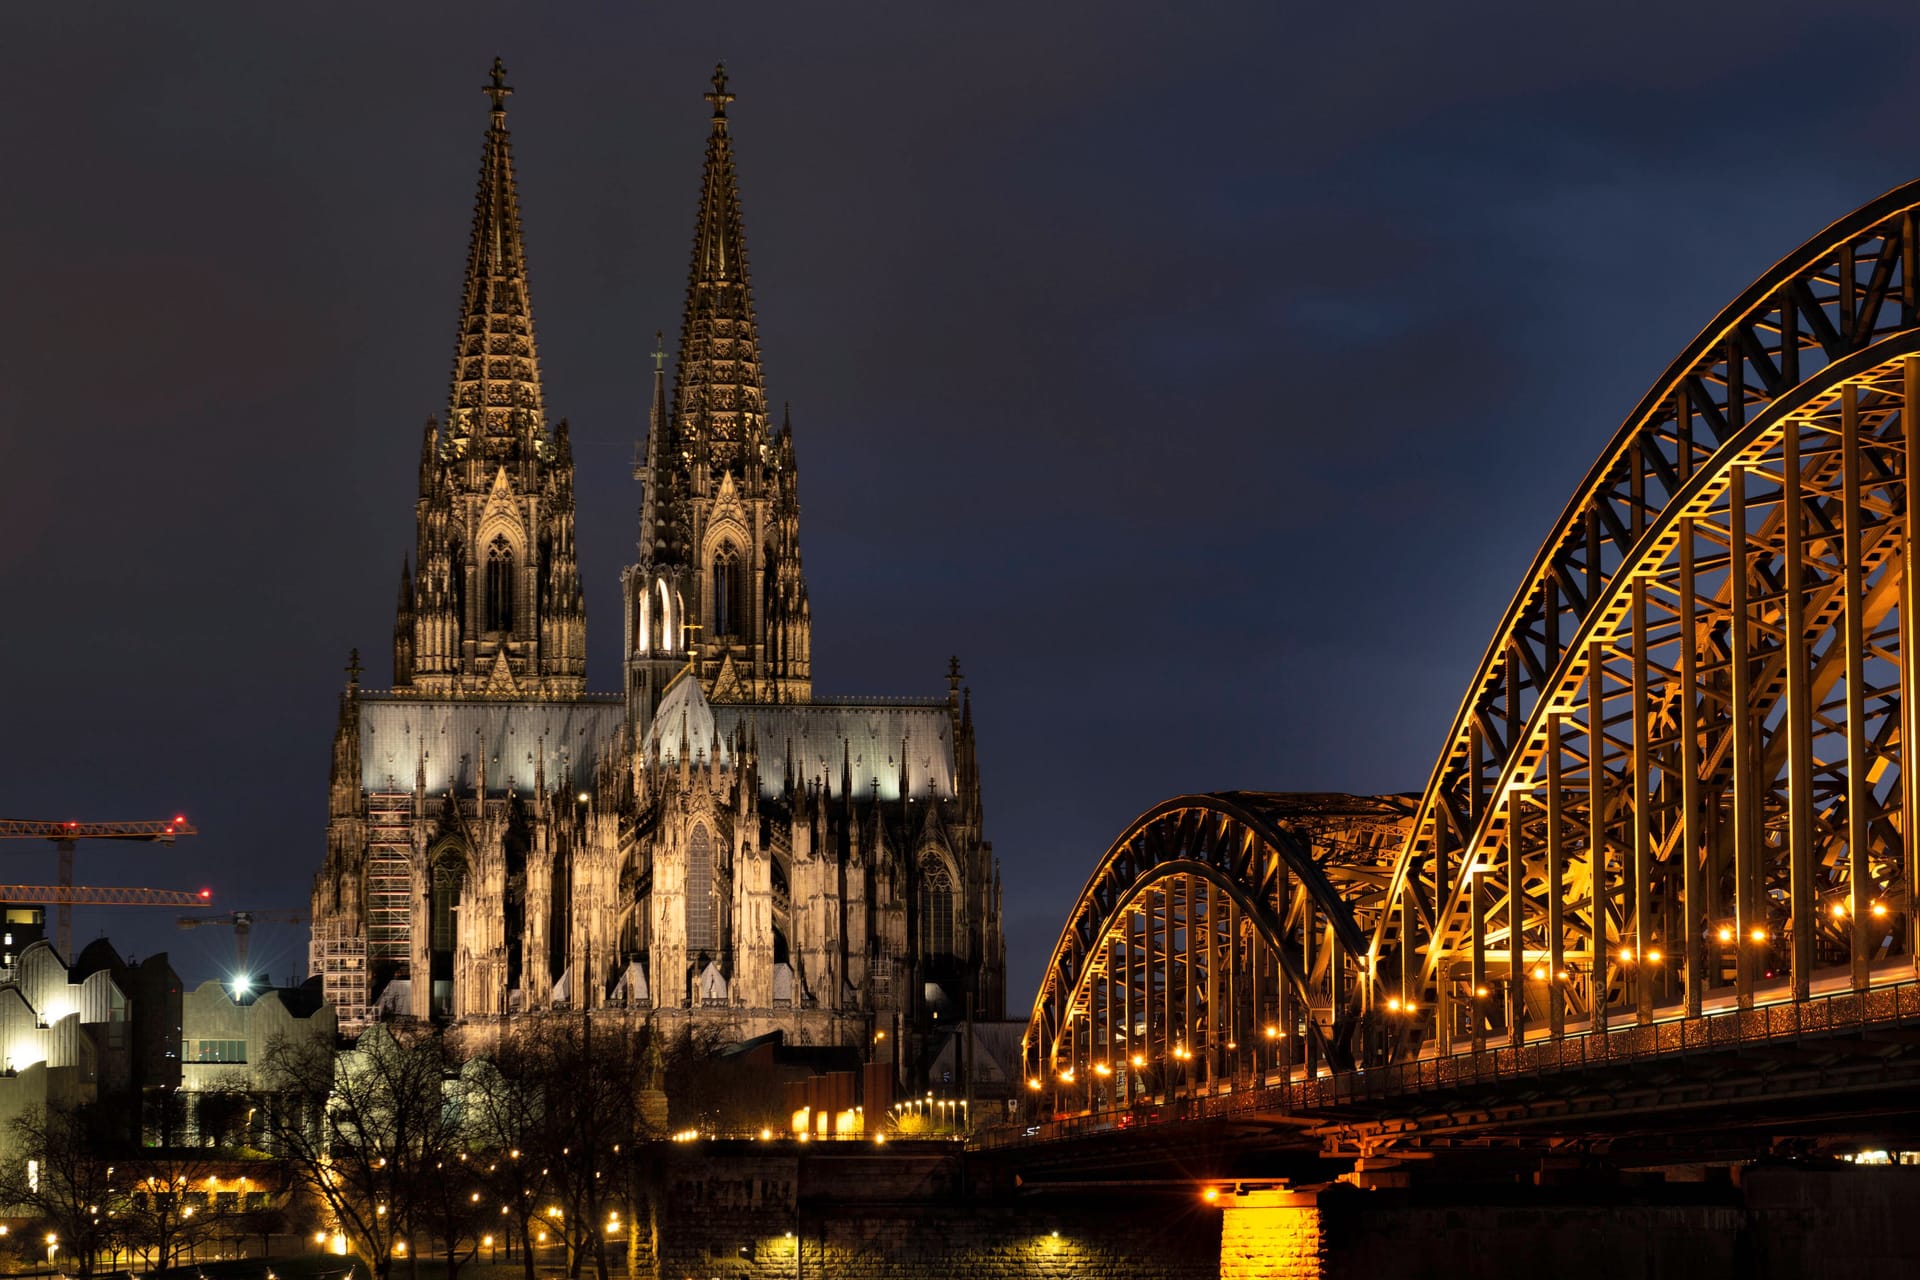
[985,977,1920,1148]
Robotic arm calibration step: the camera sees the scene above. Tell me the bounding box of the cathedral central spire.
[674,61,765,476]
[448,57,544,454]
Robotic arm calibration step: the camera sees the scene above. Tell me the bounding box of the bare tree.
[260,1023,461,1280]
[412,1150,485,1280]
[466,1016,653,1280]
[0,1104,118,1278]
[462,1053,554,1280]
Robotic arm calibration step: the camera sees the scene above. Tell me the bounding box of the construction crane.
[177,909,304,994]
[0,817,201,957]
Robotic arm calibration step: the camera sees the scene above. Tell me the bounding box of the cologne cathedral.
[309,63,1006,1059]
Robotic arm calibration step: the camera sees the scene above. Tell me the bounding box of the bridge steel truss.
[1023,792,1410,1096]
[1379,180,1920,1057]
[1026,177,1920,1103]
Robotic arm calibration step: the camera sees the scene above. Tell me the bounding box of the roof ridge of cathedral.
[447,57,546,451]
[671,62,766,478]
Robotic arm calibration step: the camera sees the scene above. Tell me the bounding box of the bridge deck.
[990,970,1920,1153]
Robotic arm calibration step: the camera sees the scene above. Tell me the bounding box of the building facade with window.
[309,64,1005,1065]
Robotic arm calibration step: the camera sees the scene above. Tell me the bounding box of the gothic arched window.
[685,825,715,954]
[920,859,956,961]
[713,546,742,639]
[431,860,465,956]
[429,853,466,1019]
[486,535,514,632]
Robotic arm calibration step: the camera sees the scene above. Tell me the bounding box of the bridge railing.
[986,977,1920,1147]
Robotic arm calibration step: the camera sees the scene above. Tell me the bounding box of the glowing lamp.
[1717,926,1734,943]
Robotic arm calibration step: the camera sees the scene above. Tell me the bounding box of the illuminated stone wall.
[1218,1190,1324,1280]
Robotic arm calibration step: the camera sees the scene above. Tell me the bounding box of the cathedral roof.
[648,689,960,803]
[647,666,717,761]
[447,58,547,450]
[356,695,626,795]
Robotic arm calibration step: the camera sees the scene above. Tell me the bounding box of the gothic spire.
[448,57,545,452]
[638,331,675,561]
[673,62,766,476]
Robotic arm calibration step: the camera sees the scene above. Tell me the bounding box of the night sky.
[7,2,1920,1003]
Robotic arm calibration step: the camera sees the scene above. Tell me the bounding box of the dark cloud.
[5,0,1920,1000]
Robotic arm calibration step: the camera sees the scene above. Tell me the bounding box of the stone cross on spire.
[705,62,734,121]
[485,57,513,114]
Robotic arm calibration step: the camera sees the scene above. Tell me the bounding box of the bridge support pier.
[1218,1187,1326,1280]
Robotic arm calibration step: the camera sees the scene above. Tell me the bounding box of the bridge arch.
[1024,178,1920,1123]
[1371,180,1920,1055]
[1022,793,1410,1104]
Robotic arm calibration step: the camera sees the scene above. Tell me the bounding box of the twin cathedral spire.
[391,59,811,715]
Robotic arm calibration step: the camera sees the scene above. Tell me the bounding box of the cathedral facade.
[309,63,1006,1059]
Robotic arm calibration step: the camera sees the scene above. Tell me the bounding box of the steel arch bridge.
[1025,178,1920,1111]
